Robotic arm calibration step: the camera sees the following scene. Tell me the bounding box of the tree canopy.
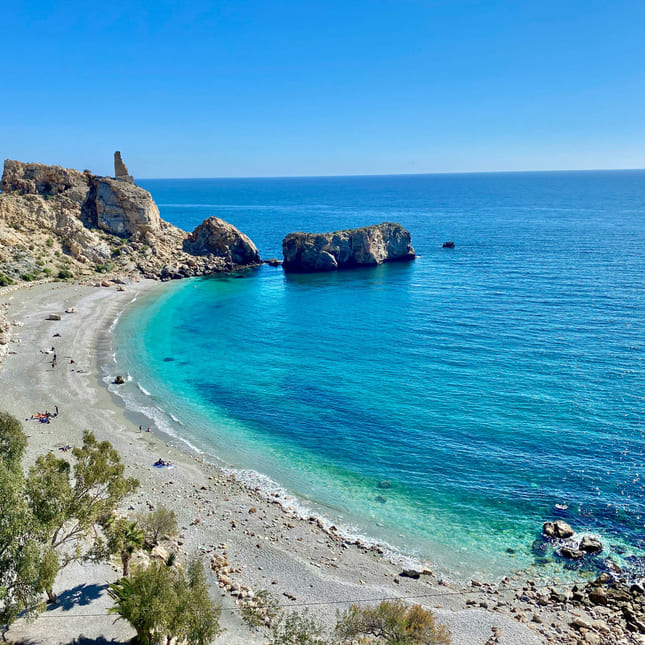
[0,414,139,622]
[108,559,221,645]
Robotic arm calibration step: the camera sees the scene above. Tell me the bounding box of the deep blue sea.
[112,172,645,582]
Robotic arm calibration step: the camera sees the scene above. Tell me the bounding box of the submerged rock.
[282,222,415,272]
[442,241,455,248]
[560,546,585,559]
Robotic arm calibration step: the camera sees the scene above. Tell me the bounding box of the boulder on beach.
[542,520,574,539]
[400,568,421,579]
[113,375,125,385]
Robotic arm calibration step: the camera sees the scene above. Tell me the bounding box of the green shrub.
[0,273,13,287]
[57,269,73,280]
[271,610,327,645]
[336,600,451,644]
[136,506,178,547]
[241,589,280,628]
[45,238,54,248]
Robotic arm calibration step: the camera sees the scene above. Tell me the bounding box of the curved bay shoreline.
[0,280,637,644]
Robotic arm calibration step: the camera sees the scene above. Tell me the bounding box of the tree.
[171,559,221,645]
[270,609,328,645]
[336,600,451,645]
[108,559,220,645]
[105,518,145,577]
[0,412,27,471]
[0,415,55,626]
[136,506,178,547]
[26,430,139,600]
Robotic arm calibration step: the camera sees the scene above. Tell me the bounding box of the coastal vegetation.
[0,410,224,642]
[241,588,450,644]
[135,506,178,548]
[336,600,451,644]
[0,415,139,622]
[108,559,220,645]
[26,430,139,601]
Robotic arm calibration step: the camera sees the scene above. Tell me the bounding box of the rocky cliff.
[282,222,415,272]
[0,155,261,285]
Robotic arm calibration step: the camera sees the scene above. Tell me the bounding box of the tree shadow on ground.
[51,583,106,611]
[70,637,129,644]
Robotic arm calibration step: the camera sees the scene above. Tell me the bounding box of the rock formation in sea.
[282,222,415,272]
[0,154,262,284]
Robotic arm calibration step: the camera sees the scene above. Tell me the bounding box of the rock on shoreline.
[282,222,415,272]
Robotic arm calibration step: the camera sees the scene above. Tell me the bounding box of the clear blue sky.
[2,1,644,177]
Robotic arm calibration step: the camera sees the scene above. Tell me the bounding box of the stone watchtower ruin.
[114,151,134,184]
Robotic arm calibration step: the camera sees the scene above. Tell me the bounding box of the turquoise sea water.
[113,172,645,582]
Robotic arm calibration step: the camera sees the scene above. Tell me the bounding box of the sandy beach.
[0,279,626,644]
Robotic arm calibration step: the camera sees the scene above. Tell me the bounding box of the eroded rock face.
[0,160,90,200]
[92,178,160,236]
[184,216,261,266]
[282,222,415,272]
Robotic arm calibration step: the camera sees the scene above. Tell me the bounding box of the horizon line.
[138,167,645,181]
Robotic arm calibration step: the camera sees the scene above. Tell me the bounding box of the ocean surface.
[111,171,645,582]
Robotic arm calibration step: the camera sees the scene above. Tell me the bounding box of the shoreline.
[0,279,626,644]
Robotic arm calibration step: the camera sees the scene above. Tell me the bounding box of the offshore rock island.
[0,152,262,284]
[282,222,415,272]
